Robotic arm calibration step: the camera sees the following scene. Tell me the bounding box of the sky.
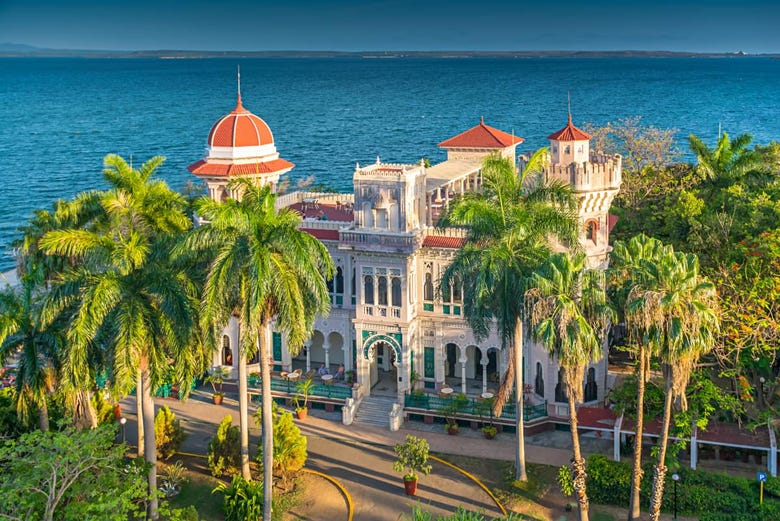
[1,0,779,54]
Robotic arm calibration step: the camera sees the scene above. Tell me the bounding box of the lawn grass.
[167,467,224,520]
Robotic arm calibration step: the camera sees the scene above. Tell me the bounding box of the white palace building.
[188,91,622,427]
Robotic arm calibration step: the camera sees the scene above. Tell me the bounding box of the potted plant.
[392,434,432,496]
[205,366,230,405]
[409,369,420,391]
[481,425,497,439]
[294,377,315,420]
[446,422,459,435]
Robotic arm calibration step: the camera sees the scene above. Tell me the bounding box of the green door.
[272,332,282,371]
[424,347,435,389]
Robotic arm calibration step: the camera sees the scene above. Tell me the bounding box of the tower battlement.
[519,151,621,192]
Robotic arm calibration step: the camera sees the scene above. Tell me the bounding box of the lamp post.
[672,473,680,520]
[119,417,127,444]
[759,377,766,406]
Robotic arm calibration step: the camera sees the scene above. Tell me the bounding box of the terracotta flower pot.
[212,394,224,405]
[296,408,308,420]
[404,477,418,496]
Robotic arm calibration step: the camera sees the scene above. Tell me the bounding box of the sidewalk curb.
[301,468,354,521]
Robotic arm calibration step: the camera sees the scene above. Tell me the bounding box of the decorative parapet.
[339,229,419,253]
[275,190,354,210]
[519,151,622,192]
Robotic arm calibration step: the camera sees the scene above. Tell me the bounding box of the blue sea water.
[1,56,779,270]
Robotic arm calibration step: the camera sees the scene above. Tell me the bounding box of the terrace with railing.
[403,392,548,424]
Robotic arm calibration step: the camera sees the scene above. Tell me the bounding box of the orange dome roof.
[207,94,274,148]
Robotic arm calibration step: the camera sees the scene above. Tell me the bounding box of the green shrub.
[214,475,264,521]
[155,405,186,460]
[256,410,307,489]
[207,415,241,477]
[91,391,117,425]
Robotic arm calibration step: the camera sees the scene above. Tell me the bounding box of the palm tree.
[625,249,718,521]
[607,234,668,521]
[0,280,61,432]
[525,251,613,521]
[439,151,579,481]
[40,154,197,520]
[688,132,767,197]
[180,178,333,520]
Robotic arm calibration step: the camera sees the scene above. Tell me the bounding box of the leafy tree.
[208,415,241,477]
[438,150,578,481]
[525,251,613,521]
[0,424,148,521]
[180,178,332,520]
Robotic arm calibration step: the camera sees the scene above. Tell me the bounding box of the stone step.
[353,395,398,428]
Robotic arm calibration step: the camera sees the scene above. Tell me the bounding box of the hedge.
[585,454,780,520]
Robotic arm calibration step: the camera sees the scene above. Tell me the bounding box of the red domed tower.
[188,74,294,201]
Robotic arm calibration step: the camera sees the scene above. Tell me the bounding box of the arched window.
[222,335,233,366]
[555,367,567,403]
[391,278,402,307]
[424,273,434,301]
[586,220,598,244]
[564,145,571,154]
[378,276,388,306]
[452,275,462,303]
[351,268,356,301]
[364,275,374,304]
[584,367,598,402]
[535,362,544,397]
[335,267,344,294]
[442,278,451,303]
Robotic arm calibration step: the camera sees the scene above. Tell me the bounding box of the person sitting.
[318,364,329,378]
[334,364,345,381]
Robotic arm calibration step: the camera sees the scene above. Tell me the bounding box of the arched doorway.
[362,334,402,397]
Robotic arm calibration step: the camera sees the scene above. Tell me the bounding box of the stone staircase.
[353,395,397,428]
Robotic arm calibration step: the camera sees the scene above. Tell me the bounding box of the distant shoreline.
[1,48,777,59]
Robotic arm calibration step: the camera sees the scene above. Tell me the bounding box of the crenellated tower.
[522,113,622,266]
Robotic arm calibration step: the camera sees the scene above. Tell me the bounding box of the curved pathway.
[120,389,572,519]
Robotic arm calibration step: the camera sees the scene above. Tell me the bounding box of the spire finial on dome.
[567,90,572,125]
[236,65,243,109]
[480,115,484,125]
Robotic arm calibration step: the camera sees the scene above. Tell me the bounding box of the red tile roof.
[608,214,618,232]
[438,117,524,149]
[301,228,340,241]
[577,406,618,429]
[547,114,592,141]
[422,235,466,248]
[207,95,275,147]
[187,158,295,177]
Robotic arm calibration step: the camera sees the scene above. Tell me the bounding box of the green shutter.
[272,332,282,371]
[424,347,435,378]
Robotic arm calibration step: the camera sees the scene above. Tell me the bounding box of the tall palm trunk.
[513,317,527,482]
[648,375,674,521]
[259,324,274,521]
[628,348,649,521]
[39,400,49,432]
[568,386,589,521]
[72,389,97,430]
[137,370,145,458]
[141,367,158,520]
[239,342,251,480]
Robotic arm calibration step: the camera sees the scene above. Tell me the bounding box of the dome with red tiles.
[207,94,274,148]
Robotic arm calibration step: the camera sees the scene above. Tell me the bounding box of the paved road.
[119,389,574,520]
